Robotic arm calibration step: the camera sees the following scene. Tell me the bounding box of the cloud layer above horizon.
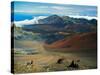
[12,1,97,17]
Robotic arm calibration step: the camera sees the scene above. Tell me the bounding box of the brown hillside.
[45,32,97,51]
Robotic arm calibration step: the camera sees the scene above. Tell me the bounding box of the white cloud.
[51,6,66,10]
[38,6,49,9]
[14,16,47,27]
[69,15,97,20]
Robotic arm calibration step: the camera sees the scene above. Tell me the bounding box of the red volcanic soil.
[45,32,97,51]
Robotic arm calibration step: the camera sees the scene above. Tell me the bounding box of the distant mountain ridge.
[21,15,97,33]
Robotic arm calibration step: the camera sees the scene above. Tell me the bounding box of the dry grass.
[13,51,97,74]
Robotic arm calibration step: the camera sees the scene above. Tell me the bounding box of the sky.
[12,1,97,17]
[12,0,98,26]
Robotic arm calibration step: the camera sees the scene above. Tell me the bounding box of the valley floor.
[13,49,97,73]
[13,32,97,73]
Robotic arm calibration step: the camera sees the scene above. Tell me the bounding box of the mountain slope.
[45,32,97,51]
[38,15,65,27]
[22,15,97,33]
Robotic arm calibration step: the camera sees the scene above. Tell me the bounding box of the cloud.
[51,6,65,10]
[69,15,97,20]
[14,16,47,27]
[37,6,50,9]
